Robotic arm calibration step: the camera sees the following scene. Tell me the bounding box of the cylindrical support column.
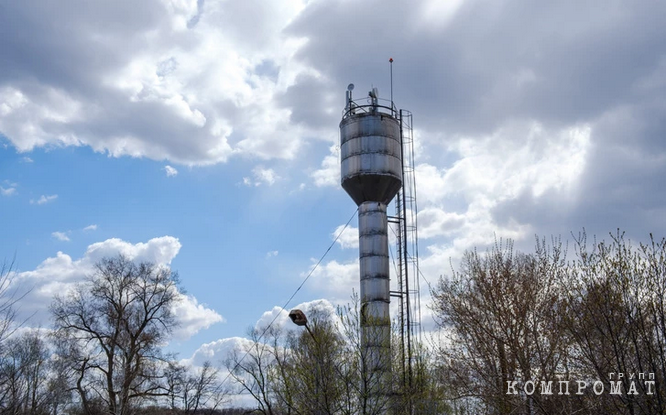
[358,201,391,408]
[340,96,402,414]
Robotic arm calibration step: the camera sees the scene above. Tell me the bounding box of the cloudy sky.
[1,0,665,368]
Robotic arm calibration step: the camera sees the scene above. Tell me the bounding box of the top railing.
[342,96,398,120]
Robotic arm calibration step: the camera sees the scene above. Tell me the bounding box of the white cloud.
[254,167,279,185]
[306,258,359,300]
[343,120,592,292]
[414,123,591,211]
[31,194,58,205]
[418,0,464,28]
[266,250,279,258]
[1,186,17,196]
[254,298,338,332]
[311,145,339,187]
[178,335,258,408]
[164,165,178,177]
[0,87,83,152]
[185,299,338,366]
[182,299,341,410]
[13,236,221,339]
[243,166,279,186]
[0,1,314,165]
[83,236,182,265]
[51,231,70,242]
[1,181,18,196]
[332,224,358,249]
[182,336,255,368]
[417,208,465,239]
[172,294,225,340]
[415,121,588,240]
[184,299,339,385]
[21,157,33,163]
[83,224,98,231]
[254,305,291,332]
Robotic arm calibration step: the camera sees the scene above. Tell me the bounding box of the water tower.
[340,84,402,411]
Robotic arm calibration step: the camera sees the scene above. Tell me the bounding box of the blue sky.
[2,0,666,365]
[0,141,357,355]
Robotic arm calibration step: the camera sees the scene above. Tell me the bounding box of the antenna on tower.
[346,83,355,112]
[389,58,394,111]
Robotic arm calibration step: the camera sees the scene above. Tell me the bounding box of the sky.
[1,0,666,373]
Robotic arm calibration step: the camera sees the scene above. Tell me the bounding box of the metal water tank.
[340,110,402,206]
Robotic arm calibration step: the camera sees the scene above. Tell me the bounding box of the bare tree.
[562,231,666,415]
[164,360,228,413]
[224,311,350,415]
[0,331,51,414]
[225,327,279,415]
[431,238,578,415]
[432,232,666,415]
[163,360,186,411]
[50,255,181,415]
[0,258,24,349]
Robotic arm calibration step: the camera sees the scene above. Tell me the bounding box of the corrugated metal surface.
[340,112,402,206]
[340,99,402,411]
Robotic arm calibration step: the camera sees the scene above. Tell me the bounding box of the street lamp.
[289,309,324,415]
[289,309,316,339]
[288,309,307,326]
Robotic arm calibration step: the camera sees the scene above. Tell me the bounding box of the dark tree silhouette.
[51,255,181,415]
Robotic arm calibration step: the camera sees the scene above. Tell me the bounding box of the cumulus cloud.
[83,236,182,265]
[164,165,178,177]
[407,121,592,270]
[0,187,17,196]
[184,299,338,367]
[417,208,465,240]
[254,305,292,332]
[172,294,225,340]
[182,336,255,368]
[311,145,339,187]
[305,258,358,300]
[0,185,17,196]
[243,166,279,186]
[31,194,58,205]
[0,0,314,166]
[332,224,358,249]
[287,0,666,133]
[254,298,338,331]
[278,0,666,279]
[83,224,98,231]
[314,122,593,289]
[266,250,279,258]
[181,300,343,409]
[51,231,70,242]
[3,0,666,352]
[12,236,222,340]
